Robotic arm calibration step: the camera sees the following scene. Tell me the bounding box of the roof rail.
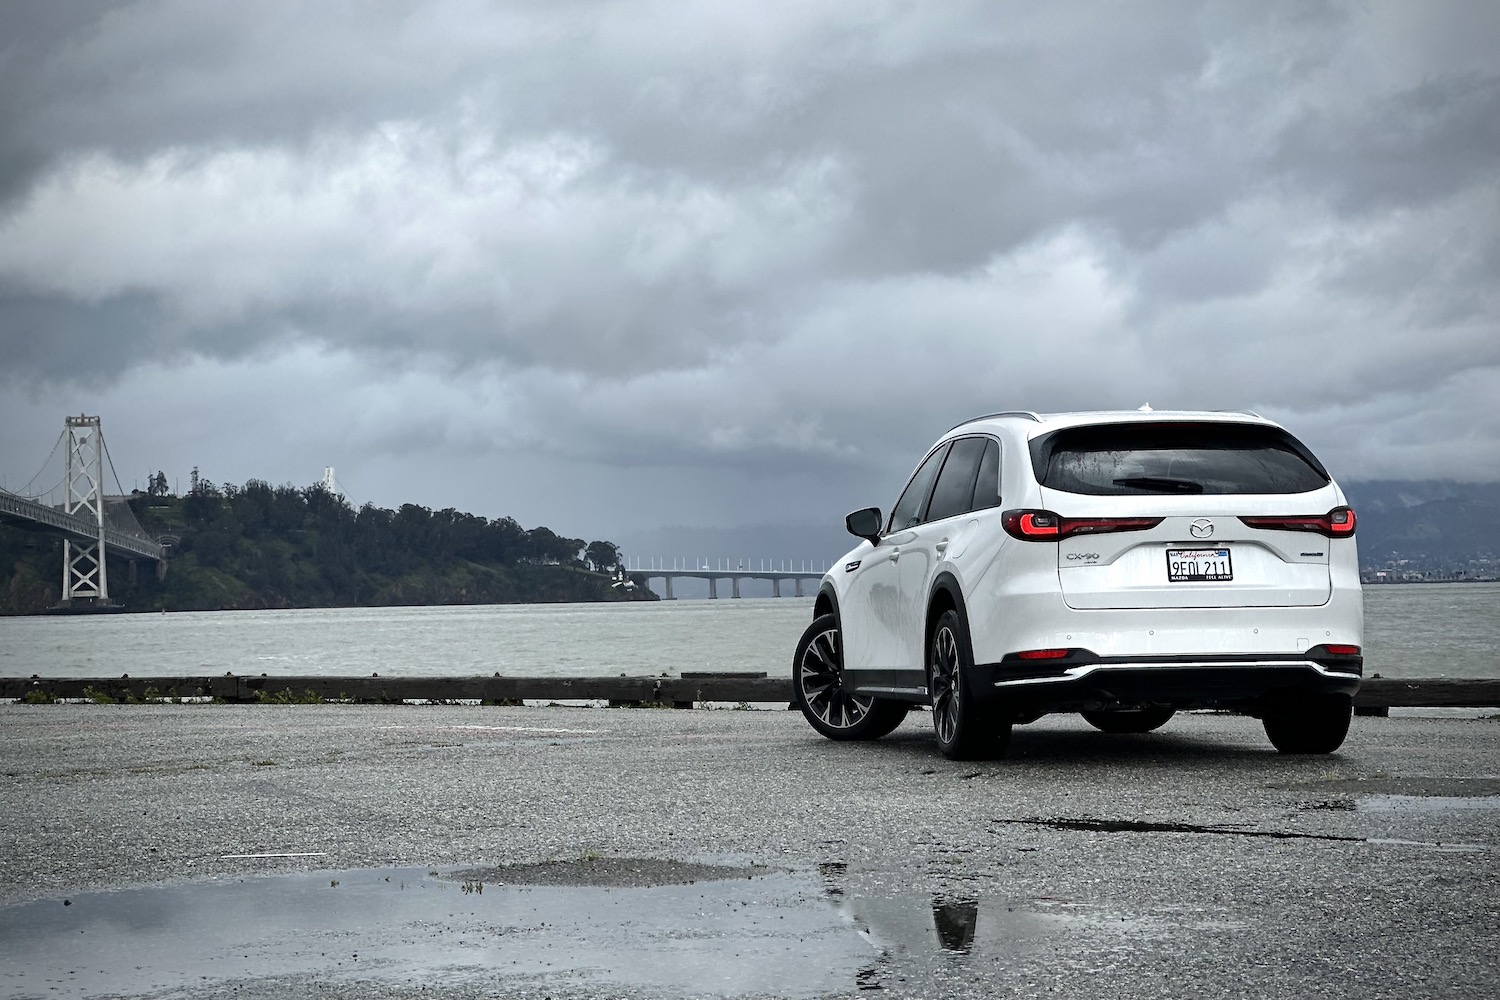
[948,410,1042,431]
[1214,409,1263,418]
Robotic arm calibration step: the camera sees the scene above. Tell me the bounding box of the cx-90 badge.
[1189,518,1215,539]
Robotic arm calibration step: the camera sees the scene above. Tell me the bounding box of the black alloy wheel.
[1080,706,1177,734]
[793,614,909,741]
[1262,694,1353,754]
[929,609,1009,760]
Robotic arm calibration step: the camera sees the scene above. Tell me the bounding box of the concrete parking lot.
[1,704,1496,999]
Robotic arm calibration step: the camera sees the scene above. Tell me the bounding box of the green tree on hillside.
[0,475,650,614]
[585,541,620,572]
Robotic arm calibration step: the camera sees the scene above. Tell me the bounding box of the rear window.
[1030,422,1330,496]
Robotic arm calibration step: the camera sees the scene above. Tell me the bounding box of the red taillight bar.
[1002,509,1163,541]
[1004,510,1060,537]
[1238,506,1356,538]
[1015,648,1071,660]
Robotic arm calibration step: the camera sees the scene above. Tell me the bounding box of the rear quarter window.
[1030,422,1331,496]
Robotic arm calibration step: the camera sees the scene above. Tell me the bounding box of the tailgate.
[1056,511,1334,611]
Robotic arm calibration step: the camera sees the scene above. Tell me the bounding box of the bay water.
[1,583,1495,682]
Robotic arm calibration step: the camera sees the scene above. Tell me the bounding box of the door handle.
[890,547,901,563]
[935,539,949,554]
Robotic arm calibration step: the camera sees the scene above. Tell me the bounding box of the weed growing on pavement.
[258,688,324,705]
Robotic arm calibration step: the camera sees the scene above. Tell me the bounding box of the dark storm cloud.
[1274,74,1500,214]
[0,0,1496,533]
[0,1,502,200]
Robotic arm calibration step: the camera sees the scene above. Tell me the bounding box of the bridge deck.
[0,491,165,561]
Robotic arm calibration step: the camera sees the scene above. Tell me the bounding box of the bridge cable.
[7,427,67,499]
[100,434,152,540]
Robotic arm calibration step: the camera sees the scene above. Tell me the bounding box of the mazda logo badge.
[1189,518,1215,539]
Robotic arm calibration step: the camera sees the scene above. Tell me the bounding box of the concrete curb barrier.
[3,675,1498,710]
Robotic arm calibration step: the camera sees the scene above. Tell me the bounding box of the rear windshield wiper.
[1112,476,1205,494]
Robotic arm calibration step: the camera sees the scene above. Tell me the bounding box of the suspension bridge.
[0,415,166,612]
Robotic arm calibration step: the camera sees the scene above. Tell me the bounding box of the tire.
[793,614,909,741]
[1080,706,1176,734]
[929,609,1011,760]
[1262,694,1353,754]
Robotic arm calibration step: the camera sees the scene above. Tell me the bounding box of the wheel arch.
[814,583,840,623]
[925,573,971,685]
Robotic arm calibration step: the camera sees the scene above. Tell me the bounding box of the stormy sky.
[1,1,1496,557]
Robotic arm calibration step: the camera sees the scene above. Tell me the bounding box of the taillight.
[1015,648,1071,660]
[1002,509,1163,541]
[1003,510,1060,538]
[1238,506,1356,538]
[1308,643,1362,674]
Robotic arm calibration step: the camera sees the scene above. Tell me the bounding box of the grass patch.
[257,688,324,704]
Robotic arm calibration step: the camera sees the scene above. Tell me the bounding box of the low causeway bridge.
[625,559,826,599]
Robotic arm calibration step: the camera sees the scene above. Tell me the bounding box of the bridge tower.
[61,415,111,606]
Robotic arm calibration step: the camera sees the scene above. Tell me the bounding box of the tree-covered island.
[0,474,653,614]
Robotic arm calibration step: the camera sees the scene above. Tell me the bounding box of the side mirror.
[845,507,883,544]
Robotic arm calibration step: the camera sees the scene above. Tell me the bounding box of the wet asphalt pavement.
[1,704,1497,999]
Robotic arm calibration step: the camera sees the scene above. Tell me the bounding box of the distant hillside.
[1343,480,1500,571]
[0,480,651,615]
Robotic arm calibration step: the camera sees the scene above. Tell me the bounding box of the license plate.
[1167,548,1232,582]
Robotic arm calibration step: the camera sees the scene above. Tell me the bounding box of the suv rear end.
[968,412,1362,749]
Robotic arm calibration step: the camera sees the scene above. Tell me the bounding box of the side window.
[888,443,950,533]
[925,437,989,523]
[972,439,1001,510]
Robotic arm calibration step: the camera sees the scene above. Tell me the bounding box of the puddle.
[0,853,1303,997]
[813,863,1227,976]
[0,862,874,999]
[830,891,1210,973]
[1358,794,1500,814]
[0,855,1245,998]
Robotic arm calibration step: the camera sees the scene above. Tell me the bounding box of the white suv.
[793,409,1363,759]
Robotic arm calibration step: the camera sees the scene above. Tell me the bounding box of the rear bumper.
[970,653,1361,714]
